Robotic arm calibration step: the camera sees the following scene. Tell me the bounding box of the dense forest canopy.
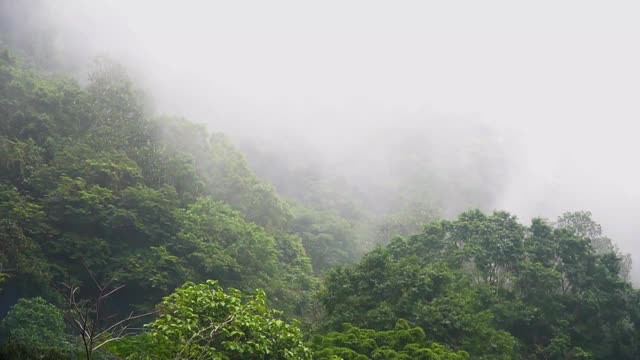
[1,2,640,359]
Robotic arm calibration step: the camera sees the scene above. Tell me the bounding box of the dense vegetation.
[0,51,316,317]
[319,211,638,359]
[0,38,638,360]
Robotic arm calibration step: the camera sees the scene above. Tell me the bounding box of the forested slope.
[0,51,315,317]
[0,44,639,360]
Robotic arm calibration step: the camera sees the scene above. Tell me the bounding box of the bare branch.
[95,310,156,340]
[60,268,152,360]
[101,284,125,299]
[84,264,102,291]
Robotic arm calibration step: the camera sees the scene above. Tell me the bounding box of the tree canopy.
[320,210,639,359]
[110,281,312,360]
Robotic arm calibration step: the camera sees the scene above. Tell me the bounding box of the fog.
[4,1,640,279]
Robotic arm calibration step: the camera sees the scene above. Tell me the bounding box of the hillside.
[0,44,638,359]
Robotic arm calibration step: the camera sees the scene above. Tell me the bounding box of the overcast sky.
[35,0,640,278]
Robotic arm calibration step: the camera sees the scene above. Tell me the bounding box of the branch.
[84,264,103,291]
[174,315,236,360]
[93,336,126,351]
[101,284,125,300]
[209,315,235,339]
[94,310,156,341]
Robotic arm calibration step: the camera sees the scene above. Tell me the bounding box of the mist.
[4,0,640,279]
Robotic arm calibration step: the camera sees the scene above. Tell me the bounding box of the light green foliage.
[0,297,67,350]
[111,280,312,360]
[312,320,469,360]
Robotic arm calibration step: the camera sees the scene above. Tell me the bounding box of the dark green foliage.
[0,297,70,356]
[320,247,516,359]
[0,49,314,319]
[0,343,72,360]
[320,210,640,359]
[0,185,50,296]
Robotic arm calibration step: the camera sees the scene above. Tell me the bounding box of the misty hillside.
[1,1,640,360]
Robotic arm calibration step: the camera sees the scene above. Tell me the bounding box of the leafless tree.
[61,267,155,360]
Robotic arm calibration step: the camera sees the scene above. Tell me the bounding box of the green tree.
[320,210,640,359]
[111,280,312,359]
[311,320,469,360]
[0,49,316,320]
[0,297,67,351]
[556,211,632,280]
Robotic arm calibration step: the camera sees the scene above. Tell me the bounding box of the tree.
[320,210,639,359]
[111,280,312,359]
[0,49,316,321]
[62,269,154,360]
[290,206,359,272]
[556,211,632,280]
[311,320,470,360]
[320,247,516,359]
[1,297,67,350]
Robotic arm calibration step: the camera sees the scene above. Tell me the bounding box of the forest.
[1,3,640,359]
